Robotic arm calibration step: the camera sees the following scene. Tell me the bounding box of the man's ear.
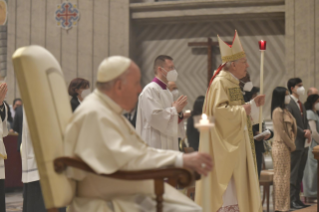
[114,79,123,93]
[156,66,162,75]
[231,62,236,70]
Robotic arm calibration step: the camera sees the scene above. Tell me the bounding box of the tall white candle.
[197,113,212,212]
[259,50,264,133]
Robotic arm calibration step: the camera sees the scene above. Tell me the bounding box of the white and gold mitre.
[217,30,246,63]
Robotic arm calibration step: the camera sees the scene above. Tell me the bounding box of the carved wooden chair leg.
[262,184,266,206]
[154,179,164,212]
[266,183,270,212]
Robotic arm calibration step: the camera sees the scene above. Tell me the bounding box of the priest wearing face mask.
[136,55,187,150]
[195,31,265,212]
[286,77,312,210]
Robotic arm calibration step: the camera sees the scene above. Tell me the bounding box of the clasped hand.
[304,129,311,143]
[0,83,7,105]
[173,95,187,113]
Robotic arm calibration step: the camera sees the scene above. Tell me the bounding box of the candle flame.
[202,113,207,120]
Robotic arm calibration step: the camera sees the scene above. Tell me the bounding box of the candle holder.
[259,40,267,51]
[194,114,214,130]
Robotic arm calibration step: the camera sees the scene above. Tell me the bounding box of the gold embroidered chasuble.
[195,70,262,212]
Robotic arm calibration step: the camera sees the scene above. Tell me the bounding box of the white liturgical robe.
[64,89,201,212]
[21,109,39,183]
[136,78,184,150]
[0,104,8,180]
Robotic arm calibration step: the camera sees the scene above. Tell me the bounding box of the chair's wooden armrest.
[313,146,319,160]
[54,157,194,188]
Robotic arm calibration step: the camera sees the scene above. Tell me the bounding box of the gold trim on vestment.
[0,153,7,160]
[222,51,246,63]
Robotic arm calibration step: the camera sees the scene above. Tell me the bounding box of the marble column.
[109,0,130,57]
[285,0,319,101]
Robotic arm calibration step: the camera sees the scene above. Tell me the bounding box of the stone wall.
[6,0,130,104]
[286,0,319,102]
[0,26,6,81]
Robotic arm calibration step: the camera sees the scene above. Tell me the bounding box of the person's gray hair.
[223,59,239,71]
[96,69,130,91]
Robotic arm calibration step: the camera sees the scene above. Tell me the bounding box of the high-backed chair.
[12,45,194,212]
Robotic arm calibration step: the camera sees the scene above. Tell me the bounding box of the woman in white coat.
[0,83,9,212]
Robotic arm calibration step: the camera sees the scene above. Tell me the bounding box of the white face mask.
[243,81,253,92]
[296,86,305,96]
[81,89,91,99]
[171,89,180,100]
[285,95,291,104]
[162,68,178,82]
[315,102,319,111]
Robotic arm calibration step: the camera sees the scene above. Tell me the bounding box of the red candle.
[259,40,267,50]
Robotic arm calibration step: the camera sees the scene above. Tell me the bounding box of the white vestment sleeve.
[68,111,183,174]
[174,154,183,167]
[249,99,259,125]
[139,89,179,137]
[121,147,183,171]
[309,120,319,144]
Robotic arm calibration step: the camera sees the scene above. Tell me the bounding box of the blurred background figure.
[303,94,319,202]
[68,78,90,112]
[0,82,8,212]
[271,86,297,212]
[244,87,273,178]
[186,96,204,151]
[10,98,22,120]
[124,102,138,128]
[12,105,23,152]
[307,87,319,96]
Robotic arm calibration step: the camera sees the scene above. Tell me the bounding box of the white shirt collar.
[290,94,299,103]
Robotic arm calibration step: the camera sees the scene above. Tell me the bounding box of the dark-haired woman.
[186,96,205,151]
[271,86,297,212]
[303,94,319,199]
[68,78,90,112]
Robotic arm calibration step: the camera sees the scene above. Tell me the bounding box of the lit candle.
[200,114,209,125]
[259,40,267,51]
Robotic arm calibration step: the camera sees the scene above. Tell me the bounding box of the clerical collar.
[152,77,167,90]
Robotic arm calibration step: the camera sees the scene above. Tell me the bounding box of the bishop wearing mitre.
[195,31,265,212]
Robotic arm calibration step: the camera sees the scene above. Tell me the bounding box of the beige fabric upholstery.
[260,170,274,182]
[12,46,75,209]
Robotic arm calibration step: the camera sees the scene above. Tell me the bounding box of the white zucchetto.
[97,56,131,82]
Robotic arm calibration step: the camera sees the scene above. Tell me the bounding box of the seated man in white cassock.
[64,56,213,212]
